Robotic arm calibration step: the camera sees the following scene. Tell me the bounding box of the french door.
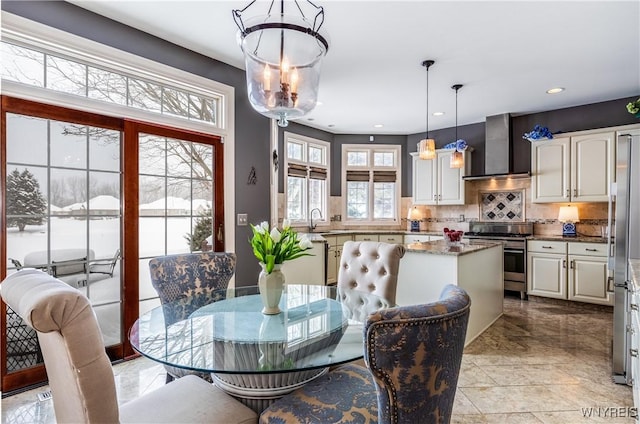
[0,96,224,393]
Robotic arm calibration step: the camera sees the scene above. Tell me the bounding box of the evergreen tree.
[6,168,47,231]
[185,208,213,251]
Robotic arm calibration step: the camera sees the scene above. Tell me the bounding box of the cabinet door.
[531,137,571,203]
[327,245,338,285]
[571,132,615,202]
[412,154,437,205]
[568,255,612,305]
[437,151,466,205]
[527,252,567,299]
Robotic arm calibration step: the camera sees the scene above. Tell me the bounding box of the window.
[1,42,222,127]
[284,133,329,224]
[342,145,401,224]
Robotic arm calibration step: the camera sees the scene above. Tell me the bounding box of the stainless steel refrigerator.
[611,129,640,385]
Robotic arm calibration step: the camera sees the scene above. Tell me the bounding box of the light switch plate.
[237,213,248,226]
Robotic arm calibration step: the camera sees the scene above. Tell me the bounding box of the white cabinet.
[531,131,615,203]
[527,240,612,305]
[411,150,469,206]
[324,235,353,285]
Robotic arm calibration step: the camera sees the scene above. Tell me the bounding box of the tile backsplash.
[279,178,610,237]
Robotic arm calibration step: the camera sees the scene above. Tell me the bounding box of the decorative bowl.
[443,228,464,247]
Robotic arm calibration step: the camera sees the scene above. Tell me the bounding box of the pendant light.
[233,0,329,127]
[418,60,436,160]
[450,84,465,169]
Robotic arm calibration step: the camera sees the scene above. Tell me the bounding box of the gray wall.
[2,0,270,286]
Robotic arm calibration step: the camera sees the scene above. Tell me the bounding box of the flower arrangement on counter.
[627,98,640,117]
[523,125,554,142]
[250,219,313,274]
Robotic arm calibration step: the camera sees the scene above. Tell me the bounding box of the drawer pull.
[542,246,553,249]
[631,349,638,358]
[585,248,598,252]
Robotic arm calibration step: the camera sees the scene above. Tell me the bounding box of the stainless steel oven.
[465,222,532,299]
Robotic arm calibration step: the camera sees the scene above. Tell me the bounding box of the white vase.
[258,263,285,315]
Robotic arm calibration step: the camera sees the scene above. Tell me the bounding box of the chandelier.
[418,60,436,160]
[233,0,329,127]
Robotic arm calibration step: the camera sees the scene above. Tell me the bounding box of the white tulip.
[270,227,282,243]
[298,235,313,250]
[256,221,269,234]
[282,218,291,229]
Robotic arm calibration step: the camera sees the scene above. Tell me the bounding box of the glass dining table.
[129,284,390,412]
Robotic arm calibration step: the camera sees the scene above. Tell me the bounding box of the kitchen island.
[396,240,503,346]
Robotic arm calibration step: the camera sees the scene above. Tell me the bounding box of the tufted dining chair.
[260,284,471,424]
[337,241,406,322]
[148,251,236,382]
[0,269,258,424]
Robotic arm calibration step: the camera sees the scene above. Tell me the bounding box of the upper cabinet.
[412,150,470,205]
[531,131,615,203]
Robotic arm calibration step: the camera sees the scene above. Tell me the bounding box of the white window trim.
[283,132,330,228]
[342,144,401,226]
[1,11,236,256]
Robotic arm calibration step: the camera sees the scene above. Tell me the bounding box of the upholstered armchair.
[148,251,236,381]
[260,284,471,424]
[337,241,406,322]
[0,269,257,424]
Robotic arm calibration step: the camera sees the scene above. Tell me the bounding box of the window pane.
[287,142,303,161]
[89,129,121,172]
[287,176,305,220]
[6,113,47,165]
[347,151,367,166]
[46,55,86,96]
[308,179,325,217]
[346,181,368,219]
[373,182,395,219]
[139,217,166,257]
[374,152,394,167]
[189,94,217,125]
[1,43,45,87]
[50,120,87,169]
[166,139,192,178]
[163,87,189,118]
[192,142,214,181]
[139,134,166,176]
[50,168,86,211]
[88,66,127,105]
[308,145,323,164]
[166,178,191,210]
[88,171,120,216]
[139,175,165,214]
[129,78,162,112]
[167,217,192,254]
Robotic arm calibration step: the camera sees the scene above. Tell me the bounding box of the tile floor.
[1,294,635,423]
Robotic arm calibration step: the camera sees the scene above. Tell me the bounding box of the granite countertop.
[527,235,608,243]
[320,230,441,236]
[405,240,502,256]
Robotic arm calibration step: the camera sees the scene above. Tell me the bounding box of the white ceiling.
[67,0,640,135]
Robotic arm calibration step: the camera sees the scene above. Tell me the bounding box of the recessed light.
[546,87,565,94]
[328,124,335,128]
[316,101,324,106]
[307,118,315,121]
[433,112,445,116]
[373,124,384,128]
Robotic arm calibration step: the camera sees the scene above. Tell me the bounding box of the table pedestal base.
[212,368,328,413]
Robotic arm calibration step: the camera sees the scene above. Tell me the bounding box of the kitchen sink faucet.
[309,208,322,232]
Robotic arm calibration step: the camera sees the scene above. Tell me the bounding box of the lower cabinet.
[353,233,403,243]
[281,241,327,285]
[527,240,612,305]
[325,235,353,285]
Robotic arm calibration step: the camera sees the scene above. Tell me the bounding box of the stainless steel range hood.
[463,113,530,180]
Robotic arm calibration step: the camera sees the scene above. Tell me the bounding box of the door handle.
[562,259,567,268]
[570,260,575,269]
[566,189,570,198]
